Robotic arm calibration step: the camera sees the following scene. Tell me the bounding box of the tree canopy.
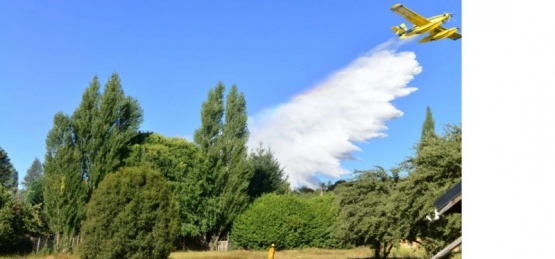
[396,123,462,255]
[125,133,213,249]
[333,167,401,259]
[331,107,462,258]
[43,73,143,251]
[0,147,18,194]
[80,166,179,259]
[193,83,253,249]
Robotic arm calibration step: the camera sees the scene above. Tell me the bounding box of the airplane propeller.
[448,13,456,23]
[446,4,456,22]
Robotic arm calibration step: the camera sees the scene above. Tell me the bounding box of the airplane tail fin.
[391,23,407,35]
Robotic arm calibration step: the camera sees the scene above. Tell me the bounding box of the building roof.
[434,180,461,215]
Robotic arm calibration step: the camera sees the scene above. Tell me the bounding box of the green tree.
[21,158,44,206]
[22,158,43,189]
[248,143,290,200]
[333,167,402,259]
[396,124,462,256]
[0,147,18,194]
[193,83,225,248]
[418,106,437,154]
[193,83,253,249]
[43,73,143,252]
[421,106,436,139]
[0,184,46,254]
[0,184,19,251]
[80,166,179,259]
[327,179,346,192]
[213,85,253,245]
[43,112,88,251]
[125,133,213,250]
[24,177,44,206]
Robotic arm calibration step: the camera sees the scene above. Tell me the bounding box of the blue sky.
[1,0,461,188]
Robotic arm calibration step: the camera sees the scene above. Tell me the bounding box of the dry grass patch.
[171,247,372,259]
[3,246,456,259]
[169,246,434,259]
[0,255,78,259]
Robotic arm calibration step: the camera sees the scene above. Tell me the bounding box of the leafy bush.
[231,193,340,250]
[303,194,341,248]
[80,167,179,259]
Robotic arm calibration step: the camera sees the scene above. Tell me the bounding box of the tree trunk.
[373,246,381,259]
[210,233,220,251]
[36,237,41,253]
[55,232,61,252]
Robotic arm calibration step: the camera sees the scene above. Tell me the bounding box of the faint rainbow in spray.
[247,39,421,188]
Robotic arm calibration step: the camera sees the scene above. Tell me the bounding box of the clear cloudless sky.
[1,0,461,187]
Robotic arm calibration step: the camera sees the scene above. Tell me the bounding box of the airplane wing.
[448,31,462,40]
[390,4,429,26]
[432,26,462,40]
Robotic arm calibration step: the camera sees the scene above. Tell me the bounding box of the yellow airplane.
[390,4,461,43]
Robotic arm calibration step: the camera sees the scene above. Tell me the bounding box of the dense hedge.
[230,193,340,250]
[80,167,179,259]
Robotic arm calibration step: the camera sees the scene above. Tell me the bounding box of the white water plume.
[248,41,422,188]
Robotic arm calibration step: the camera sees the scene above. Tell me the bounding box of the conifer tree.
[418,106,437,154]
[421,106,436,140]
[248,143,289,200]
[0,147,18,194]
[22,158,43,189]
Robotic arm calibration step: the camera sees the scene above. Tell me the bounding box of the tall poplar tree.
[43,112,87,251]
[214,85,252,244]
[193,83,225,248]
[193,83,252,249]
[43,73,143,251]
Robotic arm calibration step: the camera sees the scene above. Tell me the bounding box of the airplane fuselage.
[404,14,450,37]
